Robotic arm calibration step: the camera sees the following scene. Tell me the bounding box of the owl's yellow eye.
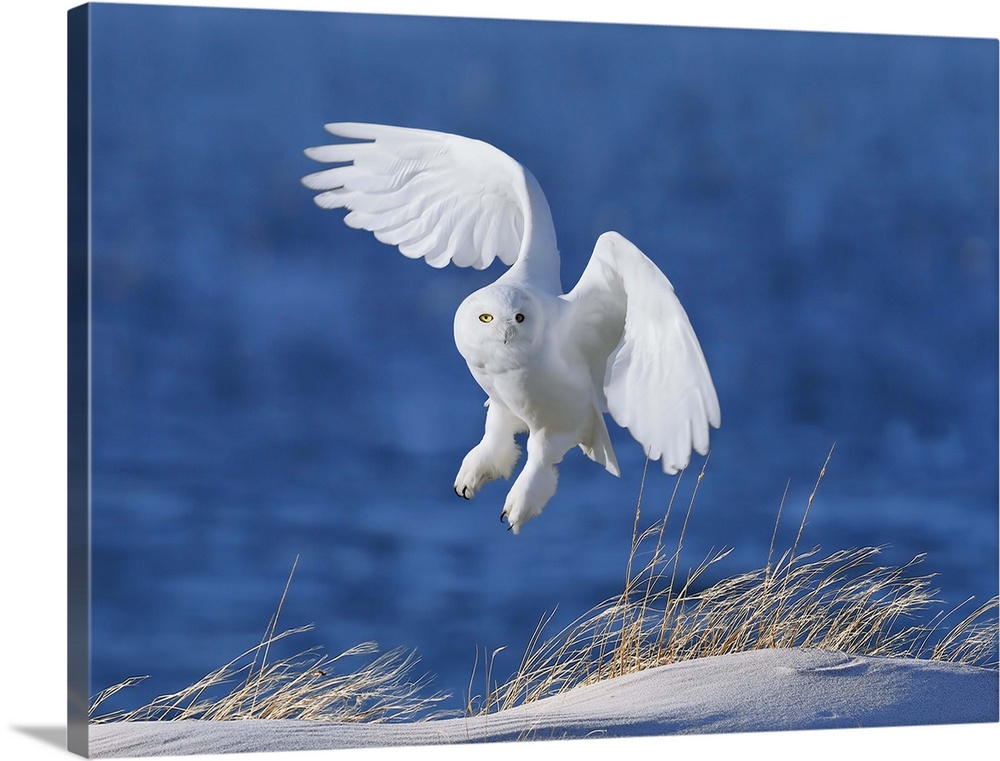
[479,313,493,323]
[515,313,525,323]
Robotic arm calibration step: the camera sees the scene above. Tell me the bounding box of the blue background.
[87,3,998,713]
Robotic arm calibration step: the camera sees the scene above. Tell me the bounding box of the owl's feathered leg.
[501,432,573,534]
[453,399,526,500]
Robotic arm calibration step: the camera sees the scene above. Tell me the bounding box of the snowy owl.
[302,123,720,534]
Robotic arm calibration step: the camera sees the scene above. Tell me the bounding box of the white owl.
[302,123,720,534]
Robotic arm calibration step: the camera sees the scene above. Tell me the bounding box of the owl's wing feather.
[303,122,552,271]
[563,232,720,474]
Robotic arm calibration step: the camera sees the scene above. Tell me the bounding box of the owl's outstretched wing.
[563,231,720,474]
[302,123,557,272]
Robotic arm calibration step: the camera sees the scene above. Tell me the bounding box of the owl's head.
[454,283,546,366]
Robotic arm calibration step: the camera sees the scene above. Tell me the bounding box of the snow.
[89,648,998,757]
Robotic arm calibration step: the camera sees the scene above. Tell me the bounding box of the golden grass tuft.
[89,558,450,724]
[468,449,999,715]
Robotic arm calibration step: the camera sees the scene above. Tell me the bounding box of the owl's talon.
[500,511,515,531]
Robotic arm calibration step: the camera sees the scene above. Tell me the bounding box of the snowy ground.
[89,648,998,757]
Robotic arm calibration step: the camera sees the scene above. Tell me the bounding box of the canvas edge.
[67,3,92,757]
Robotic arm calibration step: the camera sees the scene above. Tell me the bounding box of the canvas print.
[68,3,999,757]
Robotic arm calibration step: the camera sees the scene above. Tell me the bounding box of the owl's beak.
[500,322,517,344]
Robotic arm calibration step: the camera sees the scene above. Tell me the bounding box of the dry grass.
[468,449,999,715]
[89,558,450,724]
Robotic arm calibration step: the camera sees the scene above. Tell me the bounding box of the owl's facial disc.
[454,284,543,362]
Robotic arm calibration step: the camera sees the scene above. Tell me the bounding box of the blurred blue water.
[86,4,998,713]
